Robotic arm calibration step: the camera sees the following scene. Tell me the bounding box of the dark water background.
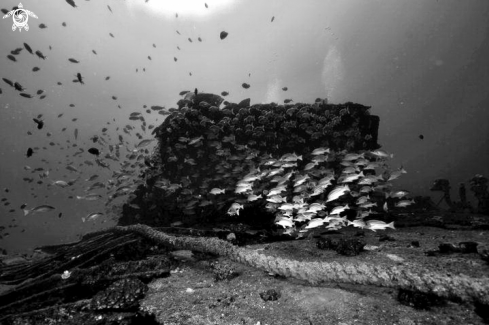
[1,0,488,253]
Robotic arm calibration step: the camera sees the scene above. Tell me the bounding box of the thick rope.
[112,224,489,305]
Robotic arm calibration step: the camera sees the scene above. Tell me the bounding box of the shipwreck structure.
[118,93,380,227]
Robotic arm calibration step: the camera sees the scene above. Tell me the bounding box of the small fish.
[276,217,293,228]
[198,37,202,42]
[92,50,97,55]
[305,218,325,229]
[65,0,77,8]
[26,148,34,157]
[370,150,393,159]
[235,185,252,194]
[2,78,14,87]
[174,57,178,62]
[136,139,155,148]
[75,73,84,84]
[20,93,33,98]
[85,174,99,182]
[326,185,350,203]
[11,47,23,55]
[386,190,410,199]
[35,50,47,60]
[32,67,40,72]
[284,99,293,103]
[387,167,407,181]
[271,16,275,22]
[24,205,55,216]
[227,203,244,216]
[68,58,79,63]
[419,134,424,140]
[347,219,366,229]
[14,82,25,91]
[343,153,364,161]
[304,162,318,171]
[107,5,112,12]
[311,147,330,155]
[242,83,250,89]
[220,31,228,40]
[278,203,294,211]
[95,158,110,169]
[74,128,78,139]
[266,195,286,204]
[88,148,100,156]
[39,23,47,29]
[221,91,229,96]
[77,194,103,201]
[52,180,69,187]
[188,136,203,145]
[82,212,104,222]
[324,215,348,224]
[210,188,226,195]
[109,33,114,38]
[395,199,415,208]
[340,172,364,183]
[282,87,287,91]
[7,55,16,62]
[365,220,395,232]
[188,37,192,43]
[330,204,350,215]
[247,194,262,202]
[36,90,44,95]
[62,22,67,27]
[66,165,79,172]
[184,158,196,165]
[205,3,208,8]
[23,43,33,55]
[33,118,44,129]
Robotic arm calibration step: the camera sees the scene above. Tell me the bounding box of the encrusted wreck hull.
[118,94,380,227]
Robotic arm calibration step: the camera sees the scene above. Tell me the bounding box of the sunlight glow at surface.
[126,0,237,18]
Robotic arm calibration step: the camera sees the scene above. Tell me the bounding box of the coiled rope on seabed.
[112,224,489,306]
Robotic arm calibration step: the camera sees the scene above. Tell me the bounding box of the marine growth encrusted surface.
[119,93,380,226]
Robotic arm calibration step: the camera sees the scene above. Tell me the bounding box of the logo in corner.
[2,3,38,32]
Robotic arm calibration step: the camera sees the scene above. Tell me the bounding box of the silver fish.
[326,185,350,202]
[365,220,395,232]
[136,139,155,148]
[395,199,415,208]
[24,205,55,216]
[82,212,104,222]
[52,180,69,187]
